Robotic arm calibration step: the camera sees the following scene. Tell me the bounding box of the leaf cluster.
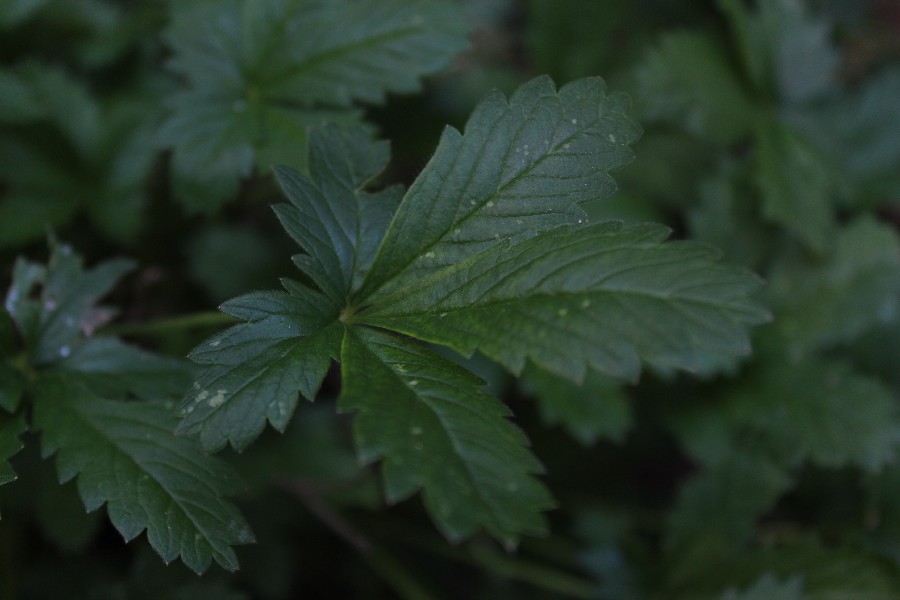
[2,1,900,598]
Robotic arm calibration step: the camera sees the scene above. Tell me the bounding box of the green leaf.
[773,9,838,105]
[670,359,900,471]
[664,456,792,588]
[719,574,807,600]
[717,0,838,102]
[688,171,775,269]
[768,217,900,357]
[35,375,254,573]
[161,0,468,211]
[0,64,99,148]
[4,257,46,342]
[0,0,48,27]
[339,327,553,547]
[526,0,635,81]
[786,67,900,205]
[0,68,44,122]
[362,221,769,383]
[522,366,631,445]
[0,64,160,244]
[178,286,342,451]
[0,362,26,413]
[0,411,27,485]
[183,78,772,552]
[633,31,754,145]
[754,119,833,253]
[359,76,641,298]
[272,126,401,303]
[5,241,134,364]
[58,337,194,400]
[731,540,900,600]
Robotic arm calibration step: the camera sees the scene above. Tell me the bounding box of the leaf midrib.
[260,26,424,95]
[366,338,518,536]
[359,106,610,302]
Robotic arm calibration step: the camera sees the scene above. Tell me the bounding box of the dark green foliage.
[182,78,766,550]
[1,243,251,573]
[3,0,900,598]
[35,376,253,573]
[161,0,469,212]
[340,327,552,547]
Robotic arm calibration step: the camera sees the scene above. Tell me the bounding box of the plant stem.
[366,549,439,600]
[106,312,236,336]
[466,542,597,598]
[280,479,439,600]
[378,522,598,598]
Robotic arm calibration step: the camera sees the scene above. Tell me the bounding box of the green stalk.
[376,522,597,598]
[105,312,236,336]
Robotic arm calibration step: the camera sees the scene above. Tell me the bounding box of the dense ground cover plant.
[2,0,900,598]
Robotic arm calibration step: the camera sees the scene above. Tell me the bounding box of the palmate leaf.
[669,358,900,472]
[718,0,838,104]
[634,31,754,145]
[2,241,256,570]
[161,0,468,212]
[35,375,254,573]
[361,221,769,383]
[177,127,396,451]
[340,327,552,547]
[0,65,161,245]
[767,217,900,357]
[787,68,900,204]
[186,76,769,548]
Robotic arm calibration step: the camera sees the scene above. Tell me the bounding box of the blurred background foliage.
[2,0,900,598]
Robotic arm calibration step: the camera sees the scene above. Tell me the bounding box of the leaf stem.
[105,312,236,336]
[279,479,439,600]
[376,522,598,598]
[465,541,597,598]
